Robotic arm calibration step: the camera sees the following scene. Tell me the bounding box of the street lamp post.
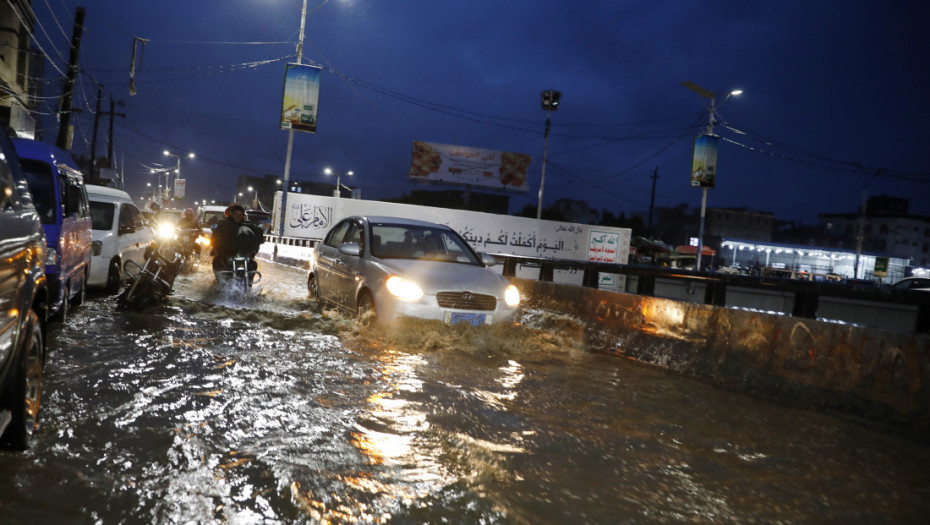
[324,167,353,198]
[537,89,561,220]
[163,150,194,201]
[279,0,328,238]
[681,81,741,271]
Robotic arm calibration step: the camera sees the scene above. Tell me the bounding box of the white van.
[86,185,154,293]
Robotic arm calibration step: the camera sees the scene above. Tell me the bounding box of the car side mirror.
[480,253,497,266]
[338,242,361,257]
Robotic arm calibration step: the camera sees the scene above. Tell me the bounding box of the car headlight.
[156,222,177,240]
[45,246,59,266]
[386,275,424,302]
[504,284,520,307]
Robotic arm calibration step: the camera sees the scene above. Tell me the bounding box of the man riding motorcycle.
[211,203,264,282]
[177,208,201,230]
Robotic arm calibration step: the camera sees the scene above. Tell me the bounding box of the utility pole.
[106,98,126,168]
[56,7,85,150]
[89,84,102,183]
[648,167,658,238]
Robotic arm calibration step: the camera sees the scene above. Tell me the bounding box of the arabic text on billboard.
[280,63,321,133]
[690,134,719,188]
[409,141,531,192]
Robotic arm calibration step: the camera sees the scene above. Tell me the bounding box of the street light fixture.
[248,185,258,208]
[324,167,354,198]
[537,89,561,220]
[681,81,741,270]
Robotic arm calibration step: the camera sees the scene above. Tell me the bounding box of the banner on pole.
[690,134,719,188]
[280,63,321,133]
[173,178,186,199]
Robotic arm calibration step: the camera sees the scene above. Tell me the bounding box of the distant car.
[246,209,272,232]
[890,277,930,292]
[12,138,92,322]
[308,216,521,326]
[0,127,48,450]
[86,185,155,294]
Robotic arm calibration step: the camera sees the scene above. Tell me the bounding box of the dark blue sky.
[32,1,930,224]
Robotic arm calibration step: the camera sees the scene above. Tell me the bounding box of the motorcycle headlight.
[386,275,424,302]
[504,284,520,307]
[196,235,210,247]
[156,222,177,240]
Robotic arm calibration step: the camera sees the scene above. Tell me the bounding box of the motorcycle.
[116,222,184,311]
[214,252,262,296]
[176,227,208,273]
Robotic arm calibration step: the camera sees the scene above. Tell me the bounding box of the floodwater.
[1,258,928,524]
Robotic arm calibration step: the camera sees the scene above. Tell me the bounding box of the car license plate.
[445,312,489,326]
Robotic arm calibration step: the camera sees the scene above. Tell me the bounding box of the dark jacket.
[211,217,264,261]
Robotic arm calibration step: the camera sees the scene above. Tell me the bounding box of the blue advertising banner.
[690,134,719,188]
[280,63,321,133]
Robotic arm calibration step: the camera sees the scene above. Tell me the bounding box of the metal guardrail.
[260,237,929,333]
[497,255,930,334]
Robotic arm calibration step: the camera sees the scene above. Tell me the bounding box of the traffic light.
[541,90,561,111]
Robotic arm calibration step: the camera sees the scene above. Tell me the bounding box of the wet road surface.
[1,258,928,524]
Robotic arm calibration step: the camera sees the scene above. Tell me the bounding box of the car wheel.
[357,291,377,326]
[72,274,87,306]
[51,285,68,323]
[307,273,321,302]
[105,259,121,295]
[1,309,43,450]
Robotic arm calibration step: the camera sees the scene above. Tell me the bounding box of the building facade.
[820,195,930,268]
[654,203,774,252]
[0,1,37,138]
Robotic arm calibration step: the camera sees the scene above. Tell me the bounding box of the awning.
[675,245,716,257]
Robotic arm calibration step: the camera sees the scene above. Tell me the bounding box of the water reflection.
[1,260,927,524]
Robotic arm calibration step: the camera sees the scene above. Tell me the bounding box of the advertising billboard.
[690,134,719,188]
[280,63,321,133]
[408,141,532,192]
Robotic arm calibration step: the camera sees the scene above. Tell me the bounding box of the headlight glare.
[504,284,520,307]
[386,275,424,302]
[156,222,177,240]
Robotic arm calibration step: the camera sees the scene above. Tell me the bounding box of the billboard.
[690,134,719,188]
[272,191,630,265]
[408,141,531,192]
[280,63,321,133]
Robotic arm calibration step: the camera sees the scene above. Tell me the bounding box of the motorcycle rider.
[176,208,202,257]
[211,203,264,281]
[177,208,201,230]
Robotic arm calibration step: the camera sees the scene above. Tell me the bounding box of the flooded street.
[1,258,928,524]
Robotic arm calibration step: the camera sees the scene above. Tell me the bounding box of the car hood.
[375,258,509,295]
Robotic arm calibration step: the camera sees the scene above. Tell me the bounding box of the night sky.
[30,1,930,224]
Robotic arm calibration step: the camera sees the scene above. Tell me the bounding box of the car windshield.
[203,211,225,227]
[89,201,115,230]
[369,222,480,265]
[18,158,56,224]
[159,209,183,224]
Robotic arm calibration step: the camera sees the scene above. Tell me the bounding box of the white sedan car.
[308,216,520,326]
